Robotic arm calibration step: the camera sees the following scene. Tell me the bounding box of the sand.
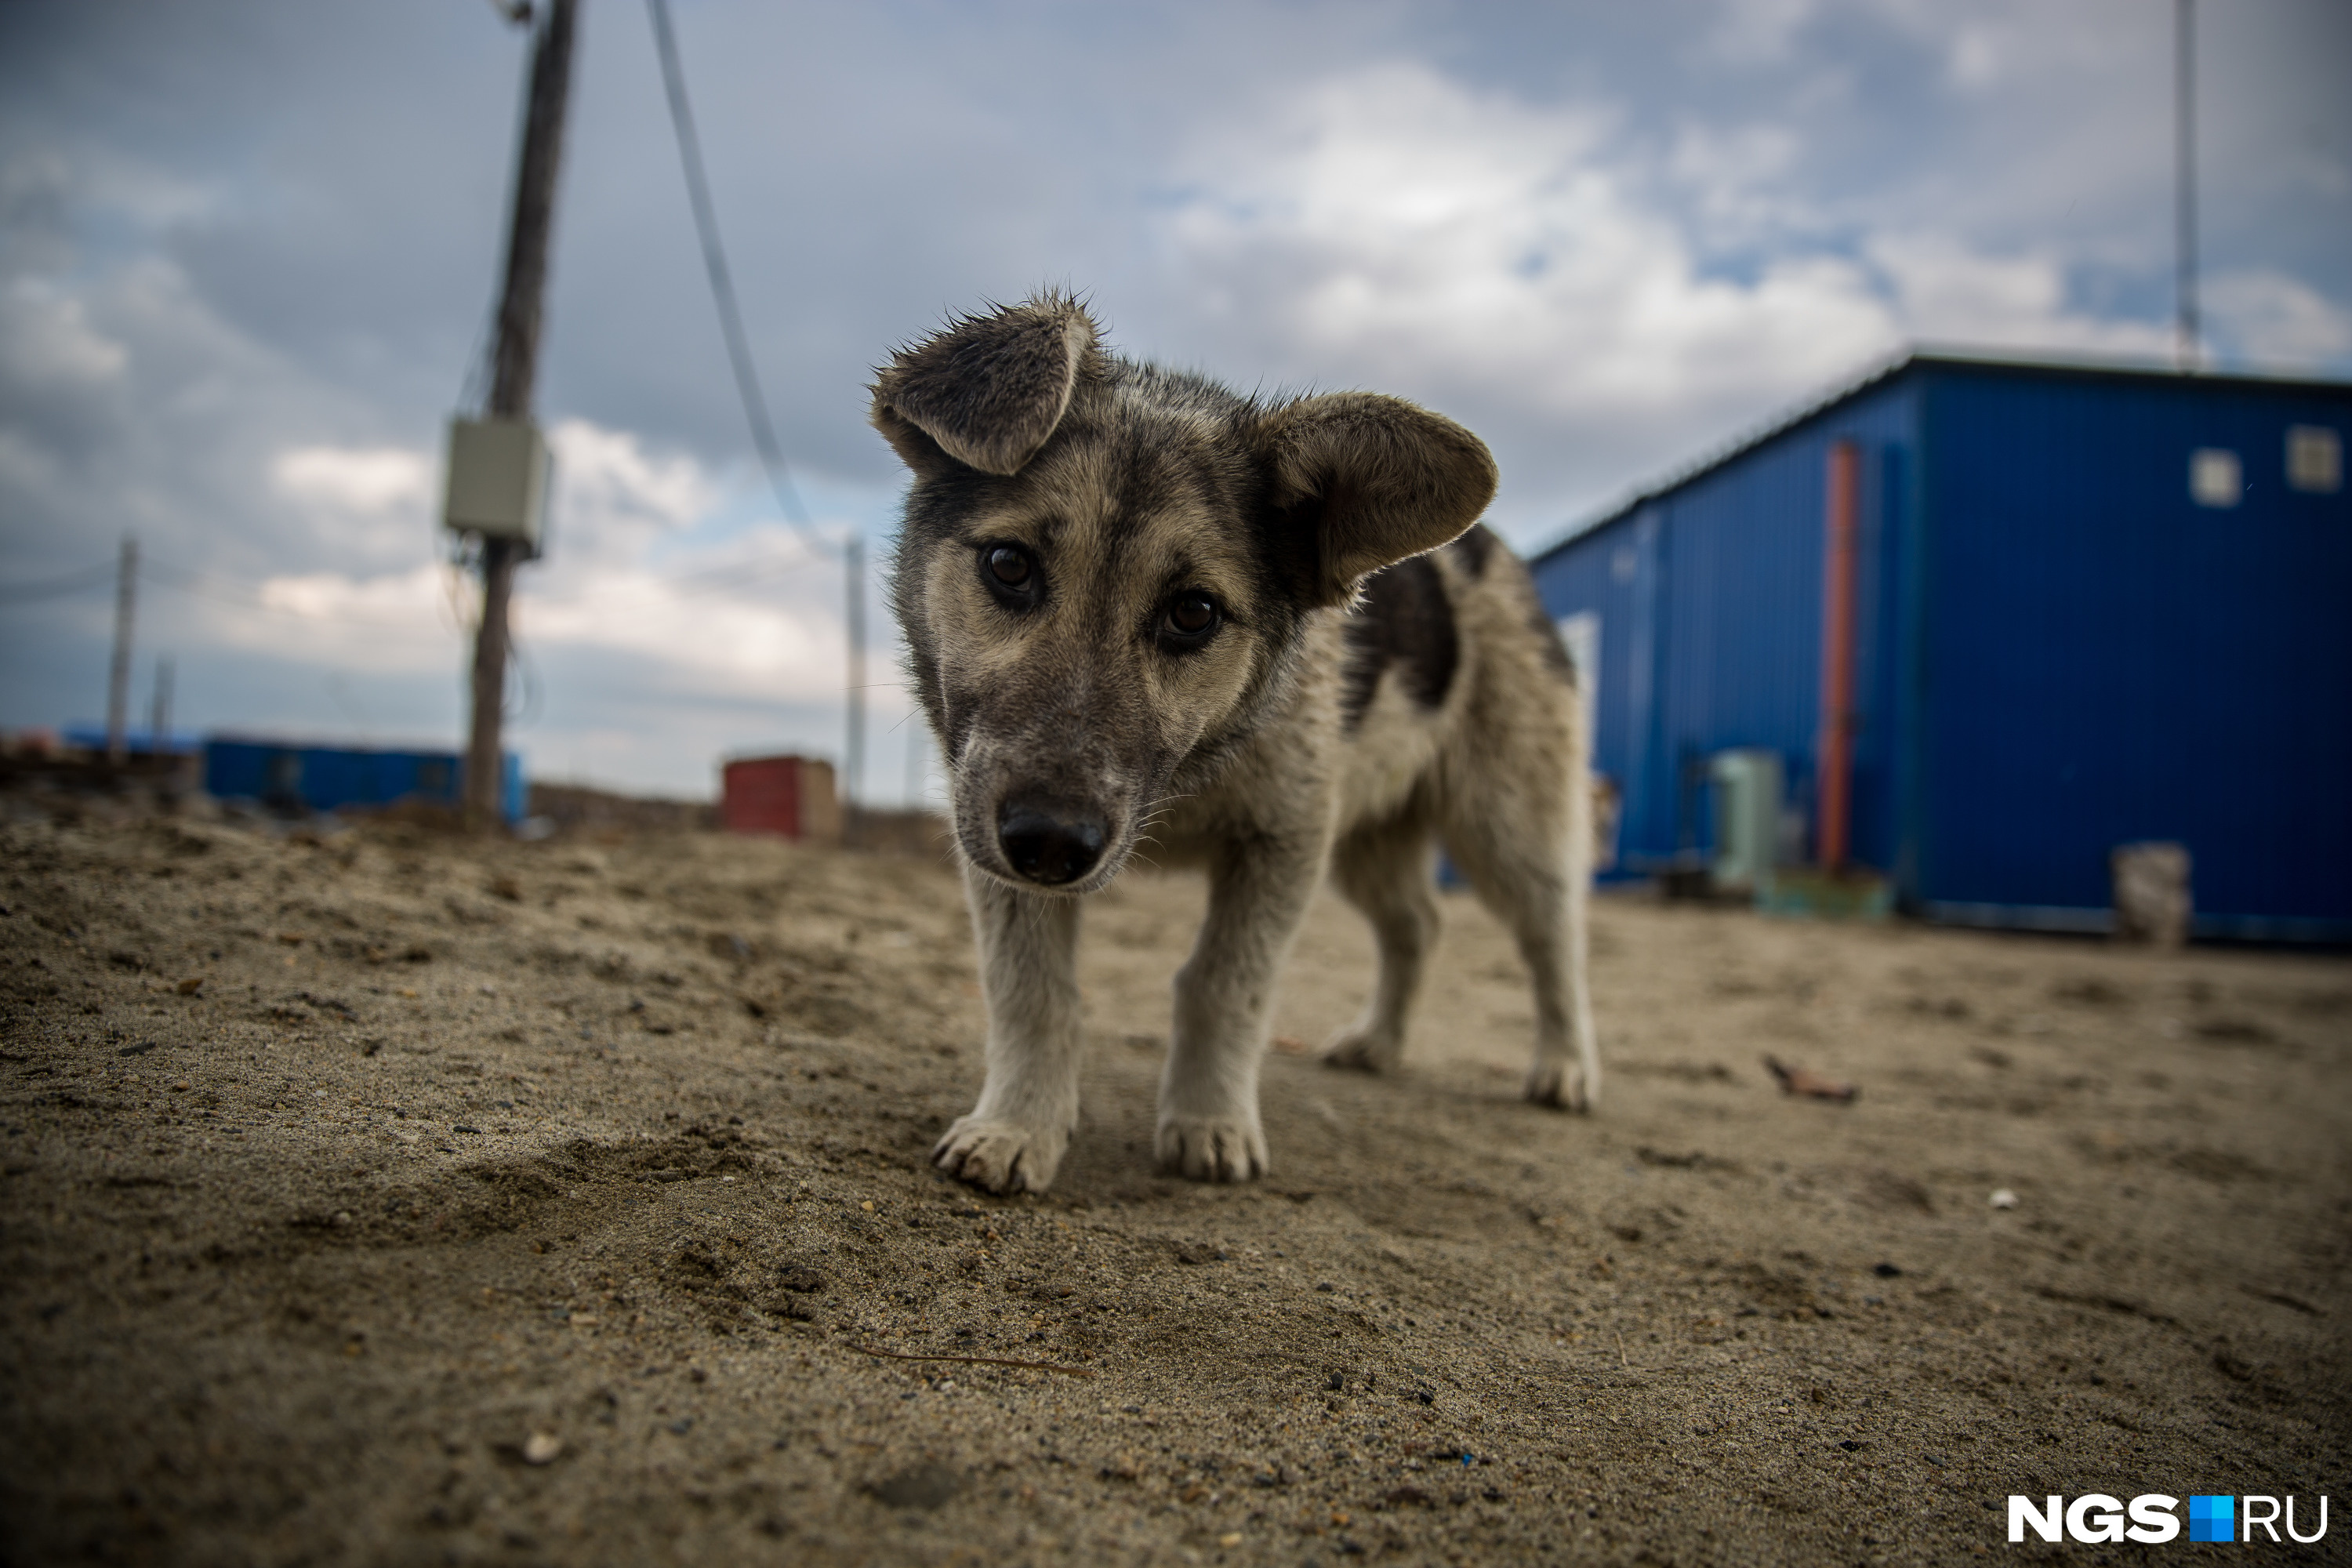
[2,803,2346,1566]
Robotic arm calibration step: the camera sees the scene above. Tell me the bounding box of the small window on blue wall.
[2286,426,2341,494]
[2190,448,2241,508]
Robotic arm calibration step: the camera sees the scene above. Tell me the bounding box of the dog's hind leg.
[934,870,1084,1193]
[1159,830,1323,1181]
[1442,776,1600,1112]
[1319,811,1439,1075]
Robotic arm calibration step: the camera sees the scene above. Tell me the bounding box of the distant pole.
[150,655,174,755]
[466,0,578,829]
[844,535,866,818]
[106,535,137,766]
[2174,0,2198,372]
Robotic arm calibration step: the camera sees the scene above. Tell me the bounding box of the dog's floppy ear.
[870,295,1098,477]
[1258,393,1499,605]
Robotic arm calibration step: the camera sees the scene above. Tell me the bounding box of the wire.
[5,546,830,629]
[645,0,829,548]
[506,628,543,727]
[0,562,115,606]
[646,0,872,802]
[141,558,447,632]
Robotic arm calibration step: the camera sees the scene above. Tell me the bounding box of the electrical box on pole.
[442,417,551,552]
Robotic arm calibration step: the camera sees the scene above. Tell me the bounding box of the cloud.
[0,275,127,390]
[269,443,438,564]
[1148,49,2352,528]
[1167,64,1902,427]
[232,419,868,709]
[1865,233,2169,358]
[544,418,724,566]
[209,563,461,677]
[1161,64,2205,481]
[1702,0,1824,66]
[272,445,433,515]
[5,0,2345,796]
[2203,268,2352,368]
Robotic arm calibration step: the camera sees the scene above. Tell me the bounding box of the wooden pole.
[1816,441,1860,873]
[150,655,174,754]
[106,536,137,766]
[466,0,577,829]
[844,534,865,826]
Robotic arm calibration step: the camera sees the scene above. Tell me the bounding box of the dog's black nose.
[997,801,1108,885]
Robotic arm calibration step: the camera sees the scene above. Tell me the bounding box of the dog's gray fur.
[875,293,1599,1194]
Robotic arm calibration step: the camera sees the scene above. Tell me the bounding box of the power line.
[645,0,818,542]
[5,545,830,620]
[0,562,115,605]
[644,0,869,805]
[5,548,837,627]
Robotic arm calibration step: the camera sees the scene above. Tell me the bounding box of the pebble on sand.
[522,1432,563,1465]
[1989,1189,2020,1209]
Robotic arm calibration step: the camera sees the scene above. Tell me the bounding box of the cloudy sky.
[2,0,2346,801]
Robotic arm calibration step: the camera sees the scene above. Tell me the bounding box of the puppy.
[874,294,1599,1194]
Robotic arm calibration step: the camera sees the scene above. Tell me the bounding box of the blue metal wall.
[1915,365,2352,938]
[204,739,526,824]
[1533,374,1921,879]
[1530,356,2352,938]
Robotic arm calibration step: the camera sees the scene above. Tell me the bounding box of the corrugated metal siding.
[203,739,526,823]
[1532,354,2349,938]
[1525,506,1651,875]
[1531,380,1921,875]
[1918,365,2352,935]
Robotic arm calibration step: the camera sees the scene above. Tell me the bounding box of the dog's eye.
[1162,592,1220,642]
[985,546,1033,589]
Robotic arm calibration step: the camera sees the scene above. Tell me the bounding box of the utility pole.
[150,655,174,755]
[106,535,137,766]
[2175,0,2198,372]
[844,535,865,823]
[466,0,578,829]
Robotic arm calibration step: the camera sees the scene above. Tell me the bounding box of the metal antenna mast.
[2175,0,2199,372]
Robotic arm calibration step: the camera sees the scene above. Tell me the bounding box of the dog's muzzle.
[996,797,1109,887]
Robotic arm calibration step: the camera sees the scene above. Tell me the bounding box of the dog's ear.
[1257,393,1499,605]
[870,296,1098,478]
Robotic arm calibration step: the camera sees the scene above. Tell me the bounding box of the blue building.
[1528,353,2350,942]
[203,738,525,825]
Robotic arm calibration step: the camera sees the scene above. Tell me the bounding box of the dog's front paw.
[932,1116,1068,1194]
[1524,1056,1596,1112]
[1318,1025,1403,1075]
[1156,1116,1269,1183]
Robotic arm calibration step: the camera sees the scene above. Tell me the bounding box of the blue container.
[1530,354,2352,942]
[202,738,524,825]
[61,724,205,757]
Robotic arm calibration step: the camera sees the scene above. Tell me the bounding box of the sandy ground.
[2,803,2347,1566]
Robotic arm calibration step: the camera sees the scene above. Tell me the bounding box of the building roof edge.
[1524,346,2352,565]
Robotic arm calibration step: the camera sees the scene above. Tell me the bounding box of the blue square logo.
[2188,1495,2234,1544]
